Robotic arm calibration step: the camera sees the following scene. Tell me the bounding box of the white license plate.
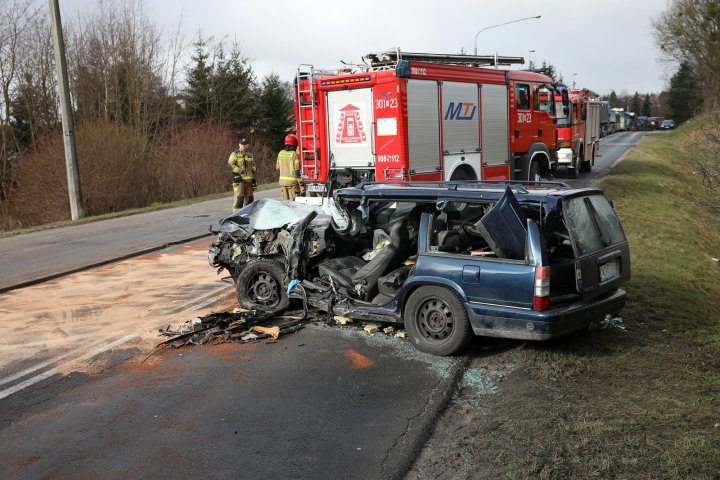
[306,184,326,192]
[599,259,620,283]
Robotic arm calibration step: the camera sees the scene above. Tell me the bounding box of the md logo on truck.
[445,102,477,120]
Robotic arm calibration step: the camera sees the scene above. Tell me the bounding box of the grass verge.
[0,182,280,238]
[409,125,720,479]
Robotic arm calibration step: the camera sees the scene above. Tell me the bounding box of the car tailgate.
[563,194,631,301]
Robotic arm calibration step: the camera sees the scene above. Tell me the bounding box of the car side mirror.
[581,107,587,121]
[563,106,569,116]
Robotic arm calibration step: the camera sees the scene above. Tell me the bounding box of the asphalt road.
[0,188,279,292]
[554,130,646,187]
[0,324,464,480]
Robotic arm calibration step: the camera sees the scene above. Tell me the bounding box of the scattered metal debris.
[157,309,307,349]
[589,314,626,332]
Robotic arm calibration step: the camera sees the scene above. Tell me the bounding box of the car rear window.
[564,195,626,255]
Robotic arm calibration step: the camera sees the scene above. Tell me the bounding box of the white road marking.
[0,336,111,388]
[158,283,233,316]
[0,334,138,400]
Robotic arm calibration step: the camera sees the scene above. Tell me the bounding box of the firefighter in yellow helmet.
[277,134,302,200]
[228,138,256,211]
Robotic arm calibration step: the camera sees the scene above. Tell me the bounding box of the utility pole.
[49,0,84,220]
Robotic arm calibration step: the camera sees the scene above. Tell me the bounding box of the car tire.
[404,286,473,356]
[235,258,289,311]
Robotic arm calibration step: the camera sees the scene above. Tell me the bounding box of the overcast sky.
[60,0,672,95]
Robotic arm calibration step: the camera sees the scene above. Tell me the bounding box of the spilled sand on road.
[0,239,234,373]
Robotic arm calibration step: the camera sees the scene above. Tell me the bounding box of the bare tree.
[67,0,175,136]
[0,0,40,202]
[690,111,720,211]
[652,0,720,108]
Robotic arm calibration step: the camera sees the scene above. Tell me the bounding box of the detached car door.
[563,194,631,300]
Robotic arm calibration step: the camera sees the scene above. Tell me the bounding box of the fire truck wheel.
[569,154,580,179]
[449,167,474,181]
[528,160,541,182]
[581,148,594,173]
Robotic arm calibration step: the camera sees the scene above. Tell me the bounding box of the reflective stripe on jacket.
[228,151,255,183]
[276,150,300,186]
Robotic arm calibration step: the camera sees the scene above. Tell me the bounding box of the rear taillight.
[533,266,550,311]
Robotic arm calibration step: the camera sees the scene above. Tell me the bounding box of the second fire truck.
[294,49,566,194]
[554,88,602,178]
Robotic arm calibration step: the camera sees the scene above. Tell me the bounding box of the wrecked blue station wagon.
[209,181,630,355]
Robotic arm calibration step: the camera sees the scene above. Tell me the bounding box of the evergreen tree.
[256,74,294,146]
[642,93,652,116]
[630,92,642,114]
[667,61,702,123]
[609,90,619,108]
[540,60,564,85]
[211,42,257,133]
[185,36,213,119]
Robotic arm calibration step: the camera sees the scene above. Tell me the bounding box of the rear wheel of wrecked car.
[404,286,473,356]
[235,259,289,311]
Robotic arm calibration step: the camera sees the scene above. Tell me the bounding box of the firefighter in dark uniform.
[228,138,256,211]
[276,134,302,200]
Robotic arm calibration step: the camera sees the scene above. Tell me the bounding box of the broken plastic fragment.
[363,324,380,334]
[334,316,353,325]
[241,332,260,341]
[251,325,281,340]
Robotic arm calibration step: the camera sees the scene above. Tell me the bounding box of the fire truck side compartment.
[441,81,481,180]
[406,79,441,175]
[481,83,511,171]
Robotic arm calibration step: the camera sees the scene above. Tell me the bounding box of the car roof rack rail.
[353,180,571,191]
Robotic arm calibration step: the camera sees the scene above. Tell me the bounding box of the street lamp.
[572,73,578,88]
[473,15,542,56]
[528,49,535,68]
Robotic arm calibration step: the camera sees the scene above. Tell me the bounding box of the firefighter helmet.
[284,134,298,147]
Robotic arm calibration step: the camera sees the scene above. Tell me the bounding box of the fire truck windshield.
[555,101,571,127]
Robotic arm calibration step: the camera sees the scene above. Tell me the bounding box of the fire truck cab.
[554,88,602,178]
[295,50,562,194]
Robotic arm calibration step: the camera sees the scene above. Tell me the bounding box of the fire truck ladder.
[365,49,525,68]
[296,65,319,179]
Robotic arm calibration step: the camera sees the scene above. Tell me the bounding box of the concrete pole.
[49,0,84,220]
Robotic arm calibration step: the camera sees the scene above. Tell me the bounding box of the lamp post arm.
[473,15,542,56]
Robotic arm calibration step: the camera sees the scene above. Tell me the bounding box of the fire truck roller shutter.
[406,79,441,174]
[442,82,480,181]
[327,88,374,169]
[481,84,510,166]
[584,101,602,169]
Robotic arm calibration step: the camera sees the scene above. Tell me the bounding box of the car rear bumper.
[466,289,627,340]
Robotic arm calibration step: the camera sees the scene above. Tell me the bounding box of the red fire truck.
[294,50,563,194]
[554,88,602,178]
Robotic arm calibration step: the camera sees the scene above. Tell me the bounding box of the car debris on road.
[156,309,307,348]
